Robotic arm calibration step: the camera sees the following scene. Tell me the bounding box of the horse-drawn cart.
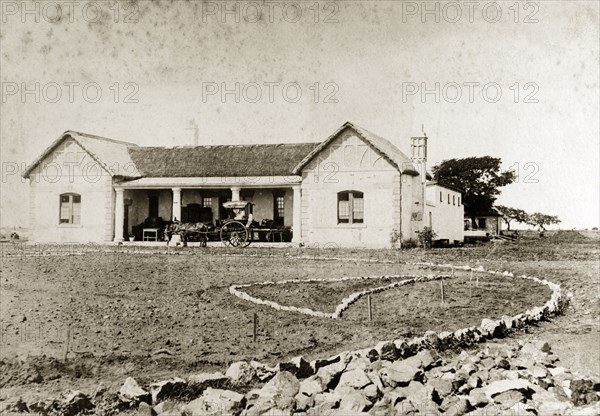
[165,201,254,248]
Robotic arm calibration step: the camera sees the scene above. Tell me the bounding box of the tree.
[495,205,529,231]
[432,156,516,223]
[527,213,561,235]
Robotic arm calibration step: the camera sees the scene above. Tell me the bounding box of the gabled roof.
[22,131,141,179]
[292,121,419,176]
[127,142,319,178]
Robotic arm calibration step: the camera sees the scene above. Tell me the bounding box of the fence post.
[367,295,373,321]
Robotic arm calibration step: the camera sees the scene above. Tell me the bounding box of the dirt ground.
[0,230,598,405]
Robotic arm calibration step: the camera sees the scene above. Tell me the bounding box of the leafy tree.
[432,157,515,224]
[527,213,561,235]
[495,205,529,231]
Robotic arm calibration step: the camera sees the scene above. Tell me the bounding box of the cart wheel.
[220,221,249,248]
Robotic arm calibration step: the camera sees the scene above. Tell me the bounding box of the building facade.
[22,122,463,248]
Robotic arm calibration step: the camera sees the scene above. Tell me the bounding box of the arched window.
[59,193,81,224]
[338,191,364,224]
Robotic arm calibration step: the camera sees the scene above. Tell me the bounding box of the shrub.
[416,228,437,249]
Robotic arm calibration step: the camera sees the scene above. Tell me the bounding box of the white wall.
[425,184,464,243]
[28,138,113,243]
[300,128,406,248]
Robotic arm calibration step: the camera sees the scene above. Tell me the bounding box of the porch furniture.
[143,228,160,241]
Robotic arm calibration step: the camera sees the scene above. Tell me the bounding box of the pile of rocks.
[5,340,598,415]
[127,340,600,415]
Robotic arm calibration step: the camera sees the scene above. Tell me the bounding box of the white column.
[292,185,302,244]
[172,187,182,221]
[114,188,124,242]
[231,187,241,202]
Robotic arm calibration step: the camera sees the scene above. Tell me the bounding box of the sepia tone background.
[1,0,598,230]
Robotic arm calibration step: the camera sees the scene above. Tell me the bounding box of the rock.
[226,361,257,385]
[571,379,600,406]
[363,383,379,402]
[396,381,439,410]
[482,379,533,399]
[311,353,343,373]
[381,359,422,388]
[428,378,454,398]
[480,319,505,338]
[494,357,510,370]
[188,371,229,387]
[416,349,440,370]
[119,377,151,404]
[316,360,347,390]
[311,392,340,412]
[150,377,187,403]
[521,341,551,359]
[184,388,245,416]
[258,371,300,409]
[468,388,489,407]
[440,395,471,416]
[299,376,323,397]
[278,356,313,379]
[336,385,368,412]
[379,341,400,361]
[154,400,186,415]
[509,402,536,415]
[294,392,314,411]
[493,390,525,407]
[337,368,372,389]
[250,361,277,382]
[139,402,157,416]
[62,391,94,416]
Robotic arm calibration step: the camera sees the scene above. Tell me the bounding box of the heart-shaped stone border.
[230,272,454,319]
[230,262,547,319]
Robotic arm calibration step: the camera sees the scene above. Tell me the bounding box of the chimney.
[410,125,428,183]
[185,119,200,146]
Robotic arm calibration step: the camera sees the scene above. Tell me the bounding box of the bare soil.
[0,231,598,405]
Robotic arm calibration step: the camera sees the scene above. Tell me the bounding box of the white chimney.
[410,125,428,183]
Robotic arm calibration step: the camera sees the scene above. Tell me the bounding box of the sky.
[1,0,598,229]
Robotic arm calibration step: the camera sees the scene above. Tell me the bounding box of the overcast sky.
[1,0,598,229]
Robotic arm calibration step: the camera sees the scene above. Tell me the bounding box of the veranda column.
[172,187,182,221]
[114,188,125,242]
[231,187,241,202]
[292,185,302,244]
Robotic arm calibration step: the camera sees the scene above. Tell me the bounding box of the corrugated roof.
[22,131,140,178]
[127,143,320,178]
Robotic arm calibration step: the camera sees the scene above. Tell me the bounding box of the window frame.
[59,193,81,225]
[337,190,364,224]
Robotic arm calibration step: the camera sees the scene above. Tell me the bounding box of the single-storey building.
[22,121,463,248]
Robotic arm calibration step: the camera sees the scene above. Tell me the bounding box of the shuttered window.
[59,193,81,224]
[338,191,364,224]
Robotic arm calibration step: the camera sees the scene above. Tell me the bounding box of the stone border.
[229,262,566,354]
[229,258,562,327]
[230,273,453,319]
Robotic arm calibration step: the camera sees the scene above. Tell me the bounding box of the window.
[338,191,364,224]
[453,195,456,205]
[478,218,487,229]
[273,194,285,226]
[458,197,461,206]
[202,197,212,208]
[448,194,450,204]
[59,193,81,224]
[439,191,442,202]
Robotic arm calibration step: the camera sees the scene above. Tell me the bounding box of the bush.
[416,228,437,249]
